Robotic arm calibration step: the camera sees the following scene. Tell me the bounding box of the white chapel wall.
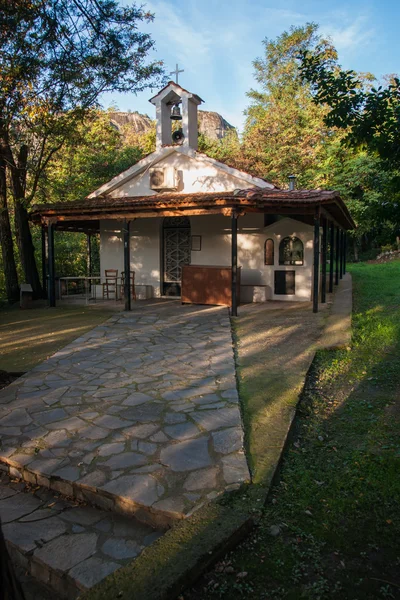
[100,219,162,297]
[109,152,253,198]
[100,215,314,302]
[190,215,314,302]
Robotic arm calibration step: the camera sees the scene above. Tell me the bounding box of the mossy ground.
[186,261,400,600]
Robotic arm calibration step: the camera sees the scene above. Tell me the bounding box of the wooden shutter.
[264,239,274,265]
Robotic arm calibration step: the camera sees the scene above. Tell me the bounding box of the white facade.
[100,215,314,302]
[94,81,316,304]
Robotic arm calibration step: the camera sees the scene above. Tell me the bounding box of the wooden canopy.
[30,188,355,232]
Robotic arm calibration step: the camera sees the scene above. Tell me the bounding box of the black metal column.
[123,219,131,311]
[335,226,340,285]
[343,232,347,275]
[321,217,327,303]
[329,222,334,293]
[313,206,320,313]
[231,212,238,317]
[41,225,48,299]
[339,230,344,279]
[48,222,56,307]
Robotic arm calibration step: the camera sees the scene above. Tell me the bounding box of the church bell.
[170,103,182,121]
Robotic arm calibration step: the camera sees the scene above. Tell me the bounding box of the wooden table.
[181,265,241,307]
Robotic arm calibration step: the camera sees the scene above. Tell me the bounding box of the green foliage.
[241,24,337,187]
[37,109,144,203]
[0,0,165,300]
[317,139,400,244]
[198,130,242,168]
[300,50,400,168]
[240,23,400,250]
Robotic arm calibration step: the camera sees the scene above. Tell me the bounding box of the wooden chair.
[102,269,118,300]
[121,270,137,301]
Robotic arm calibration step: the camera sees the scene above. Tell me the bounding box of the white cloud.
[146,1,213,68]
[320,14,375,52]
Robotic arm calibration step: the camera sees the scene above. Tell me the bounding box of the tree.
[300,49,400,168]
[241,24,338,188]
[316,137,400,257]
[198,130,242,170]
[300,41,400,251]
[37,109,144,204]
[0,0,164,301]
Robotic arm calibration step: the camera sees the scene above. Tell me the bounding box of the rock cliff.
[109,110,236,141]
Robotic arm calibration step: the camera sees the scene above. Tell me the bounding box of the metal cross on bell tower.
[170,63,184,84]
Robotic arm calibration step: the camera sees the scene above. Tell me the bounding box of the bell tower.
[149,81,203,151]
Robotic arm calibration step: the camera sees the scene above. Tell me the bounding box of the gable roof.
[149,81,204,105]
[87,144,275,199]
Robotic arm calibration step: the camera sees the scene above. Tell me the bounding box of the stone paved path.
[0,472,162,599]
[0,301,249,525]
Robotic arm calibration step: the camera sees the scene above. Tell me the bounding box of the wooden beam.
[321,217,327,303]
[49,208,236,221]
[313,206,320,313]
[123,219,131,311]
[48,222,56,307]
[329,221,334,293]
[231,212,238,317]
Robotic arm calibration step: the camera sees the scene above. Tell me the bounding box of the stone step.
[0,473,163,599]
[0,451,181,530]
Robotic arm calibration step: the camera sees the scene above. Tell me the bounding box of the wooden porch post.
[123,219,131,311]
[343,232,347,274]
[339,229,344,279]
[87,233,92,277]
[335,226,340,285]
[48,222,56,307]
[321,217,327,303]
[313,206,320,313]
[231,211,238,317]
[41,225,48,299]
[329,221,334,294]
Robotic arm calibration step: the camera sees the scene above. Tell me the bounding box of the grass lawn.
[0,304,113,372]
[187,261,400,600]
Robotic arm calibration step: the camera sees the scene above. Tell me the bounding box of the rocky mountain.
[109,110,237,141]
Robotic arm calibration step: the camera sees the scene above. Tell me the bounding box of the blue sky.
[100,0,400,132]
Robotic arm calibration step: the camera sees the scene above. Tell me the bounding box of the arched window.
[279,236,304,266]
[264,239,274,265]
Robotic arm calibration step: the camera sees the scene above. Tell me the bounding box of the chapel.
[31,80,354,314]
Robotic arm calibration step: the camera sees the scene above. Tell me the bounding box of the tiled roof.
[31,188,355,230]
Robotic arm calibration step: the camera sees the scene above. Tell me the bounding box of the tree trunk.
[11,146,43,298]
[0,152,19,303]
[13,199,43,298]
[353,238,359,262]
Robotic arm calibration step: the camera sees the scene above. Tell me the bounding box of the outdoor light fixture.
[288,174,296,191]
[170,103,182,120]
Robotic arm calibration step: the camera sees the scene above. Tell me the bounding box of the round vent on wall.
[150,169,165,188]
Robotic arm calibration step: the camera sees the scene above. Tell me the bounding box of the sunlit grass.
[0,305,112,371]
[189,260,400,600]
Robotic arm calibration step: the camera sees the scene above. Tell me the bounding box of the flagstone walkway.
[0,301,249,526]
